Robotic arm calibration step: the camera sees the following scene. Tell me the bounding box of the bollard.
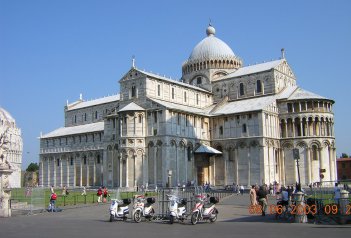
[293,192,307,223]
[339,190,350,224]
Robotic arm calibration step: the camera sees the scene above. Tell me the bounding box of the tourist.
[257,185,268,216]
[249,185,257,205]
[240,185,244,195]
[62,186,67,196]
[49,192,57,212]
[334,183,341,205]
[81,186,86,196]
[103,187,109,202]
[236,184,240,195]
[97,187,103,203]
[50,185,54,194]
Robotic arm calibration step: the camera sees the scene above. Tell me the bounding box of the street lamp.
[293,148,301,191]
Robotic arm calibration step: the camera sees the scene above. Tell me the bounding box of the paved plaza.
[0,194,350,238]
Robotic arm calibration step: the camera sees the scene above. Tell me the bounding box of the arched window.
[197,77,202,84]
[131,85,136,97]
[184,91,187,102]
[74,115,77,123]
[172,88,175,99]
[95,111,98,119]
[240,83,245,96]
[83,156,87,165]
[97,155,100,164]
[242,124,247,133]
[187,147,192,161]
[219,126,223,135]
[139,115,142,123]
[84,113,87,121]
[312,145,318,160]
[256,80,262,93]
[157,85,161,96]
[57,159,60,167]
[196,94,199,105]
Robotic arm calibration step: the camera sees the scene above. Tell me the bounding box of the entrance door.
[197,167,204,186]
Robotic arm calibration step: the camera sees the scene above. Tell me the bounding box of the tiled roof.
[287,88,329,101]
[149,98,209,115]
[337,158,351,162]
[67,94,120,111]
[41,122,104,138]
[137,69,210,93]
[119,102,144,112]
[221,59,283,79]
[210,95,276,115]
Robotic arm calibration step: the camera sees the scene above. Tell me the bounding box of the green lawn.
[10,188,150,207]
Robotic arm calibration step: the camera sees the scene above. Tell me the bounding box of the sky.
[1,0,350,170]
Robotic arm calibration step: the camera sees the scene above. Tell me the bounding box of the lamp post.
[293,148,301,191]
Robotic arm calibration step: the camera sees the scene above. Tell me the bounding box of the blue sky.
[1,0,350,169]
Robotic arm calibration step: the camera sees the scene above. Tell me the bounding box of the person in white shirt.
[334,183,341,205]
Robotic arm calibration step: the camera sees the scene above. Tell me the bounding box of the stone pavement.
[0,193,350,238]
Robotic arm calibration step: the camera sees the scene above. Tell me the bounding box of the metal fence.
[144,187,232,220]
[304,180,351,224]
[10,187,45,215]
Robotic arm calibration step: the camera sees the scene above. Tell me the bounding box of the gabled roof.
[67,94,120,111]
[149,98,210,115]
[287,88,329,101]
[221,59,284,79]
[121,67,211,93]
[119,102,144,112]
[195,144,222,155]
[41,122,104,138]
[210,95,277,115]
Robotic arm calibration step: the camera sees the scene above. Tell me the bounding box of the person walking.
[240,185,244,195]
[81,186,86,196]
[249,185,258,205]
[97,187,103,203]
[257,186,268,216]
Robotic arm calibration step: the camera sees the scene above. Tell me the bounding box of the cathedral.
[39,25,336,189]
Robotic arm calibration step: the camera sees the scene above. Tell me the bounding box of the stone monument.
[0,154,14,217]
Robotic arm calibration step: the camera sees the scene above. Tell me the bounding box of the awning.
[195,144,222,155]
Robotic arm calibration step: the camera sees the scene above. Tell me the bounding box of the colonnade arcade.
[39,150,103,188]
[280,116,334,138]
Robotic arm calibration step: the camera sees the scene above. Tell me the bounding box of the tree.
[26,162,39,172]
[341,153,349,158]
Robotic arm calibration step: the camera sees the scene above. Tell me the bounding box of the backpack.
[51,193,57,200]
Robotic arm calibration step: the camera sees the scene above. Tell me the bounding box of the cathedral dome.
[189,25,236,61]
[182,24,242,78]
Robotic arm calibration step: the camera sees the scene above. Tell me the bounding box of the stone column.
[73,157,76,188]
[86,157,89,187]
[93,156,96,187]
[40,159,44,187]
[60,158,63,187]
[80,158,83,187]
[66,157,70,187]
[306,148,311,185]
[292,119,295,137]
[53,157,57,187]
[318,148,323,182]
[119,153,123,187]
[47,159,51,187]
